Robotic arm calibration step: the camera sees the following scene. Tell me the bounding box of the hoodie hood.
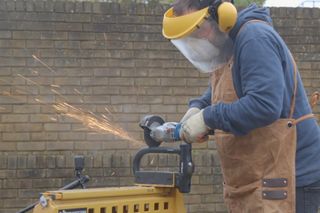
[229,3,273,41]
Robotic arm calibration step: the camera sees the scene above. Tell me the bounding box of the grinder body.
[139,115,182,147]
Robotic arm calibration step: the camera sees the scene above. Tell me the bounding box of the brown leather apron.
[211,38,315,212]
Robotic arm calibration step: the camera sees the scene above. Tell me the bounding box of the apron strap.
[288,53,298,119]
[291,114,316,126]
[288,53,317,124]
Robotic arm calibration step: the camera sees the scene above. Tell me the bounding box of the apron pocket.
[223,181,263,212]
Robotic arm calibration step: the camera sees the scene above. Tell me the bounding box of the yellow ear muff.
[217,2,237,32]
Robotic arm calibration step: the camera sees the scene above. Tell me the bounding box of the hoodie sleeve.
[188,85,212,109]
[203,37,285,135]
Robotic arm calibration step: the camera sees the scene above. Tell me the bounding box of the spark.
[50,117,57,122]
[29,69,39,75]
[15,67,142,145]
[1,90,27,102]
[104,106,114,120]
[53,102,141,144]
[2,91,10,96]
[51,88,68,101]
[34,98,43,103]
[51,84,60,88]
[150,158,154,165]
[14,89,27,95]
[17,74,40,86]
[102,114,110,121]
[105,106,112,114]
[32,54,56,73]
[73,88,81,95]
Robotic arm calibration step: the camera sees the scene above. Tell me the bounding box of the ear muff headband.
[200,0,237,32]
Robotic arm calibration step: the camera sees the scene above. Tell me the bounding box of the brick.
[1,114,29,123]
[55,40,80,49]
[46,141,74,151]
[102,141,128,150]
[30,114,57,123]
[15,124,42,132]
[32,178,62,188]
[69,32,95,41]
[83,95,110,104]
[0,189,16,198]
[184,195,202,204]
[83,2,92,13]
[93,2,119,14]
[0,170,16,179]
[93,86,120,95]
[150,105,176,113]
[54,1,64,12]
[18,189,44,198]
[13,105,40,114]
[26,40,54,48]
[122,104,149,113]
[59,132,85,140]
[31,132,58,141]
[65,2,75,13]
[5,1,15,11]
[17,169,46,178]
[0,105,12,114]
[0,143,16,151]
[44,123,70,131]
[138,96,162,104]
[108,78,134,86]
[17,155,27,169]
[0,156,7,169]
[111,152,130,167]
[17,142,46,151]
[74,141,102,150]
[54,23,82,32]
[41,32,67,40]
[44,1,54,12]
[134,78,161,86]
[53,77,81,85]
[86,133,115,141]
[111,95,137,104]
[0,31,11,38]
[80,41,106,50]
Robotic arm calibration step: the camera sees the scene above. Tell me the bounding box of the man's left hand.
[179,109,210,143]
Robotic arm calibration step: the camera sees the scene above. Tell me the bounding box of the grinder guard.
[139,115,165,147]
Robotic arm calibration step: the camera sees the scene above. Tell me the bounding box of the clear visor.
[171,18,233,73]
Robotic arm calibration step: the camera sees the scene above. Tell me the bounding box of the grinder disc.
[140,115,165,147]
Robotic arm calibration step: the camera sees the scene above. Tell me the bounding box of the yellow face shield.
[162,3,237,73]
[162,7,210,40]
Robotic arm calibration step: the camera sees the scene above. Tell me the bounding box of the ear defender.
[208,1,238,32]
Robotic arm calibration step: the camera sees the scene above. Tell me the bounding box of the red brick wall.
[0,1,319,212]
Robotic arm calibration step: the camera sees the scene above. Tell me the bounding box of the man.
[162,0,320,212]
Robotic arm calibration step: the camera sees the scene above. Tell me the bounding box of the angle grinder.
[139,115,182,147]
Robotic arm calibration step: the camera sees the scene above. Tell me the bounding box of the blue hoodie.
[189,4,320,187]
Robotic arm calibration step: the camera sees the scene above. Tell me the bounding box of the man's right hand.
[180,107,201,123]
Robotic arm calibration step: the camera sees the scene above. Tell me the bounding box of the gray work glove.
[180,109,210,143]
[180,107,201,123]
